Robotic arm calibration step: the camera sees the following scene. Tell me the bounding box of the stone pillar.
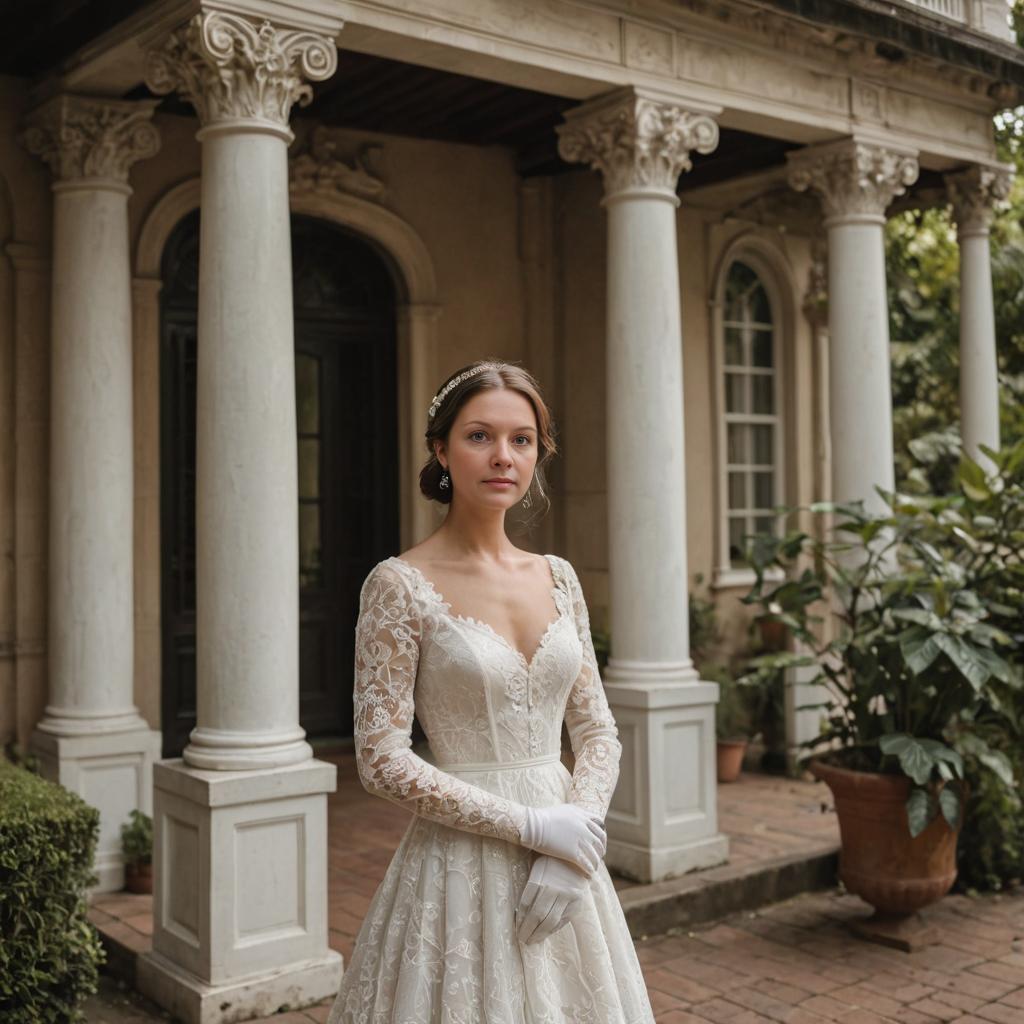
[558,87,729,883]
[21,95,163,893]
[787,139,919,513]
[137,13,342,1023]
[946,164,1013,465]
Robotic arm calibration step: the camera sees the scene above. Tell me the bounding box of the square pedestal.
[604,680,729,883]
[138,758,343,1024]
[32,726,162,893]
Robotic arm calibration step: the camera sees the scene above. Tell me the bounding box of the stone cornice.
[21,95,159,185]
[946,163,1014,235]
[557,88,719,199]
[145,11,338,130]
[786,139,919,223]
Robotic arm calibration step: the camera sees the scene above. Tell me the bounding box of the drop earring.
[521,487,532,509]
[439,470,450,490]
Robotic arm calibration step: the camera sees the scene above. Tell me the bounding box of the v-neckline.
[391,553,565,673]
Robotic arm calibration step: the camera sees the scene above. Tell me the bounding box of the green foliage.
[689,574,720,670]
[705,663,750,740]
[0,759,104,1023]
[120,809,153,867]
[740,446,1023,845]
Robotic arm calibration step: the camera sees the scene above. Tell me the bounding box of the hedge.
[0,759,104,1023]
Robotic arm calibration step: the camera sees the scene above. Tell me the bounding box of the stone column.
[787,139,919,513]
[558,87,729,883]
[946,164,1013,465]
[21,95,162,893]
[137,13,342,1023]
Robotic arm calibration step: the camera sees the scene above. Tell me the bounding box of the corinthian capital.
[787,139,918,223]
[557,88,719,199]
[946,164,1013,235]
[146,12,338,130]
[21,95,159,185]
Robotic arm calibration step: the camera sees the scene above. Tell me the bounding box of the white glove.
[516,855,590,944]
[520,803,606,875]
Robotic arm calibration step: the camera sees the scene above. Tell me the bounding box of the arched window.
[719,259,781,570]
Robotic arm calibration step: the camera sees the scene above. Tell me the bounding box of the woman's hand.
[520,803,606,875]
[516,854,590,944]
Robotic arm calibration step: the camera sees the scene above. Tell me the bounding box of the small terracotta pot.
[717,739,748,783]
[757,618,788,653]
[810,758,958,915]
[125,861,153,894]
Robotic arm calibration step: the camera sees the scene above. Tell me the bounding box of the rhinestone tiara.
[427,364,495,419]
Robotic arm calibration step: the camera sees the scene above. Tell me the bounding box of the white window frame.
[711,245,790,589]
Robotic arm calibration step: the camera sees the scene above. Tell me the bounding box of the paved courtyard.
[86,885,1024,1023]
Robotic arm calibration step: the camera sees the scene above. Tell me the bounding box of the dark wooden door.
[160,210,398,757]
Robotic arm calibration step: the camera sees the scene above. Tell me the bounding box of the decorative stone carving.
[146,12,337,128]
[802,234,829,328]
[289,126,385,200]
[557,88,719,197]
[787,140,919,222]
[22,95,159,184]
[946,164,1013,235]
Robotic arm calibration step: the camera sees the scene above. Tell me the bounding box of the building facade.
[0,0,1020,1020]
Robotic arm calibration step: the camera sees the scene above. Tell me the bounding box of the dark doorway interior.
[159,210,399,757]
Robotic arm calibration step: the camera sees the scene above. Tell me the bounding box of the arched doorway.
[159,211,399,756]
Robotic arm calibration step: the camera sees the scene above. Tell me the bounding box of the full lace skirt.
[327,761,654,1024]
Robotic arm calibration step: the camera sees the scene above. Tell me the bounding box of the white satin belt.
[436,752,562,773]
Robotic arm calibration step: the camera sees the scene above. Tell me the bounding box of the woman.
[328,361,655,1023]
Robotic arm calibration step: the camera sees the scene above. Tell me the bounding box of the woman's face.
[437,388,539,511]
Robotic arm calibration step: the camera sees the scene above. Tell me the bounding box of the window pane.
[728,471,746,510]
[729,517,748,564]
[754,515,776,537]
[753,471,774,509]
[725,373,746,413]
[299,503,322,588]
[752,374,774,414]
[751,329,773,368]
[727,424,748,464]
[298,438,320,500]
[295,353,320,434]
[752,424,773,465]
[724,327,743,366]
[751,284,772,325]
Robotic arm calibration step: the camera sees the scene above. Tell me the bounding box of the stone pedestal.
[140,12,342,1021]
[558,88,728,883]
[788,139,919,513]
[21,94,162,892]
[946,164,1013,466]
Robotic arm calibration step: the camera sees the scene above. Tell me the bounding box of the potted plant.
[121,809,154,894]
[741,454,1020,949]
[707,664,750,782]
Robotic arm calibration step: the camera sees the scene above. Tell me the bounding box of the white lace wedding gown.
[327,553,655,1024]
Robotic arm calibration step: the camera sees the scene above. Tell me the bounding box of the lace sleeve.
[353,562,530,845]
[561,561,622,819]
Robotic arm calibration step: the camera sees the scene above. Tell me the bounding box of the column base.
[32,724,162,893]
[604,676,729,884]
[142,758,341,1024]
[138,948,343,1024]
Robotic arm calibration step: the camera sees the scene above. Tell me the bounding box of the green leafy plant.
[120,809,153,867]
[740,447,1022,839]
[704,663,749,741]
[0,759,104,1023]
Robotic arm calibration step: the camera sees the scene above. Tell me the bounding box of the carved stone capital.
[21,95,159,185]
[289,125,385,201]
[787,140,918,223]
[557,89,719,198]
[146,12,338,130]
[946,164,1013,235]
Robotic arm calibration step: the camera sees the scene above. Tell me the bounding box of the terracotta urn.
[125,861,153,894]
[716,739,748,783]
[811,758,959,947]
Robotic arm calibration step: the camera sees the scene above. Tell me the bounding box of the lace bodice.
[352,553,621,846]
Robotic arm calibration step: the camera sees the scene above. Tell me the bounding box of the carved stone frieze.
[787,141,919,221]
[557,89,719,197]
[289,126,385,201]
[946,164,1013,234]
[146,12,337,129]
[22,95,159,184]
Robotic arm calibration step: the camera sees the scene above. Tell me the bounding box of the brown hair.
[419,360,558,519]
